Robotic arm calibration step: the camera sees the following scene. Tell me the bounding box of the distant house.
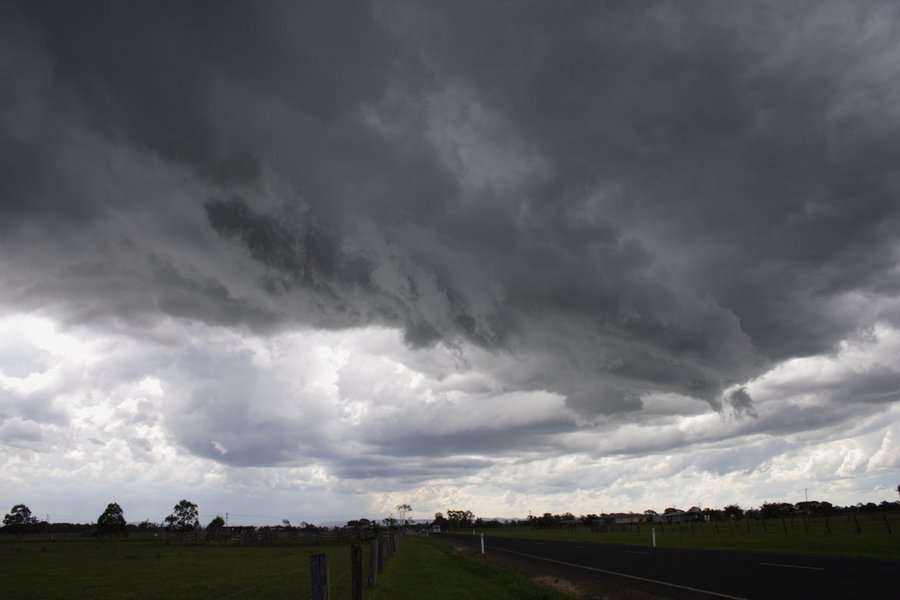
[612,513,644,524]
[656,511,693,524]
[794,501,821,514]
[594,513,645,526]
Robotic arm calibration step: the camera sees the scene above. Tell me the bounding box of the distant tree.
[432,512,448,531]
[382,515,398,528]
[723,504,744,519]
[137,519,161,531]
[395,503,412,525]
[759,502,794,519]
[281,519,291,528]
[164,500,199,532]
[97,502,127,536]
[447,509,475,530]
[207,515,225,529]
[3,504,38,536]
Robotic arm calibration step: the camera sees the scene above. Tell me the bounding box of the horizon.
[2,1,899,527]
[7,493,897,530]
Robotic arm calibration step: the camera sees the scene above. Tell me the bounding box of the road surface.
[439,532,897,599]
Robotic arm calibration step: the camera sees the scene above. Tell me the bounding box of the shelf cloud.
[1,0,898,523]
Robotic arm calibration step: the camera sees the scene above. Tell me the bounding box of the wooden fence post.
[351,544,362,600]
[883,515,892,535]
[376,536,386,573]
[369,538,379,587]
[310,553,330,600]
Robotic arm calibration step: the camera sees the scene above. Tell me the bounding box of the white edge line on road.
[759,562,825,571]
[452,538,749,600]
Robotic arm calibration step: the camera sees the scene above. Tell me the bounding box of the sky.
[1,0,899,527]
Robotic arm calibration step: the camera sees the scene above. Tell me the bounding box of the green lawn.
[0,535,575,599]
[367,535,574,600]
[480,513,900,560]
[0,538,359,599]
[6,518,892,600]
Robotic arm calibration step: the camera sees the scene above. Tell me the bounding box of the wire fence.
[214,569,302,600]
[208,531,403,600]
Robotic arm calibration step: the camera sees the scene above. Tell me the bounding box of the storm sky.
[2,0,899,525]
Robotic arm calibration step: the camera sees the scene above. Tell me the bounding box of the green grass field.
[0,535,575,599]
[368,535,574,600]
[3,517,895,600]
[479,513,900,560]
[0,538,360,599]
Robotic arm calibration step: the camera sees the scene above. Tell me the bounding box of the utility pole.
[225,512,228,527]
[804,489,809,502]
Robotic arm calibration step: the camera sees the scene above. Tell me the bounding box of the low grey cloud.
[2,1,900,520]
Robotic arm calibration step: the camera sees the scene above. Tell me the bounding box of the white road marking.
[482,543,749,600]
[759,562,825,571]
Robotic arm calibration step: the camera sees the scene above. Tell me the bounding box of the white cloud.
[2,314,899,522]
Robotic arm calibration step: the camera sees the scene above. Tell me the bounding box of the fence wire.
[214,568,300,600]
[329,565,352,600]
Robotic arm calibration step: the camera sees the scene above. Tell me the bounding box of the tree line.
[426,494,900,531]
[2,500,387,538]
[506,499,900,529]
[1,500,204,537]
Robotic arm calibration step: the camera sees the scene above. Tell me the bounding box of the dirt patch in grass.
[447,540,672,600]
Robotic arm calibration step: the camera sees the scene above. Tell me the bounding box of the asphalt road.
[439,532,897,599]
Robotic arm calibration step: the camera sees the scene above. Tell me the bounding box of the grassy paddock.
[480,513,900,560]
[0,538,363,599]
[367,535,574,600]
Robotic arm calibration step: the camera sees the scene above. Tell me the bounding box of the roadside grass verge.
[367,535,575,600]
[0,539,360,599]
[480,513,900,561]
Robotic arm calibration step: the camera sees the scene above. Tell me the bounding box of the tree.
[723,504,744,519]
[207,515,225,529]
[447,509,474,530]
[382,515,398,528]
[432,512,448,531]
[395,503,412,526]
[137,519,161,531]
[164,500,199,532]
[3,504,38,536]
[97,502,127,536]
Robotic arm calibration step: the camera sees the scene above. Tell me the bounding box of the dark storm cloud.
[2,0,900,423]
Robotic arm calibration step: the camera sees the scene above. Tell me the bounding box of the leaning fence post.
[310,553,330,600]
[369,538,379,587]
[351,544,362,600]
